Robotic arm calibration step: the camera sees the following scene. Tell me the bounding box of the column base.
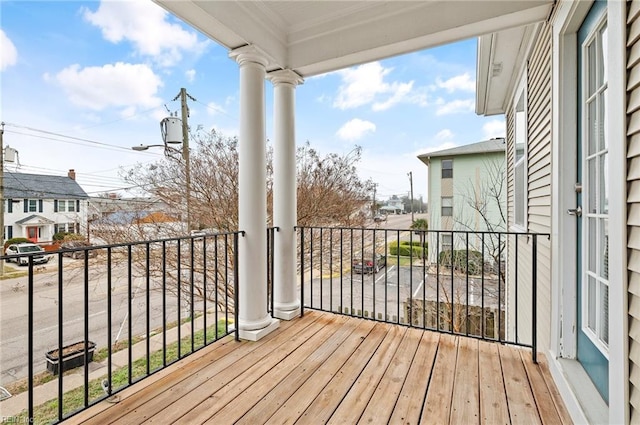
[238,317,280,341]
[273,307,301,320]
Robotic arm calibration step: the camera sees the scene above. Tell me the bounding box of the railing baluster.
[310,228,314,310]
[300,228,305,317]
[396,229,400,324]
[498,233,502,343]
[465,232,469,336]
[436,230,440,331]
[107,247,113,393]
[57,253,64,420]
[532,234,538,363]
[28,258,34,421]
[127,245,132,384]
[329,229,333,313]
[339,229,343,315]
[162,241,167,367]
[146,242,151,374]
[515,234,519,344]
[83,251,89,406]
[481,234,485,339]
[190,238,195,353]
[234,232,240,341]
[177,240,182,358]
[203,237,208,345]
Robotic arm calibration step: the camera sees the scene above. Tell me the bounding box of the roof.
[417,138,505,164]
[4,172,88,200]
[15,214,55,225]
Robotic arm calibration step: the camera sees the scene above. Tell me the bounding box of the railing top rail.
[294,225,550,238]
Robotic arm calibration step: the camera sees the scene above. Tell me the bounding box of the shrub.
[388,241,428,258]
[53,232,83,242]
[4,237,31,249]
[438,249,483,274]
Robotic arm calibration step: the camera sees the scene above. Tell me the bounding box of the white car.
[5,243,49,266]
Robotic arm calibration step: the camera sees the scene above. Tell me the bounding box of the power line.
[3,123,162,155]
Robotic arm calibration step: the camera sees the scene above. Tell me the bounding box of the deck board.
[421,333,458,424]
[67,311,572,425]
[450,337,480,424]
[478,341,510,425]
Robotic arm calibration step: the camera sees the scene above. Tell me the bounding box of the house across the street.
[3,169,88,243]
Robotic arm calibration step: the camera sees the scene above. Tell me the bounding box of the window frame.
[513,73,528,230]
[441,196,453,217]
[441,159,453,179]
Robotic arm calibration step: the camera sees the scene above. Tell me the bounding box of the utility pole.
[174,88,195,232]
[408,171,414,223]
[372,183,377,217]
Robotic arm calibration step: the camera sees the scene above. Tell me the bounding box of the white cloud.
[435,129,454,141]
[82,0,208,67]
[435,99,474,116]
[185,69,196,82]
[482,119,505,139]
[53,62,163,111]
[1,30,17,71]
[336,118,376,141]
[436,72,475,93]
[333,62,426,111]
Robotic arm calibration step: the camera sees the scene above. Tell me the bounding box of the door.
[26,226,38,243]
[576,0,609,403]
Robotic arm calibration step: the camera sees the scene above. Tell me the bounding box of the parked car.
[5,243,50,265]
[373,215,386,223]
[352,252,386,274]
[60,240,97,259]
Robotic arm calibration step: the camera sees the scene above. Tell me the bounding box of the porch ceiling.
[153,0,553,77]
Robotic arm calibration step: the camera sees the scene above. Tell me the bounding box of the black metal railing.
[297,226,549,361]
[3,231,242,424]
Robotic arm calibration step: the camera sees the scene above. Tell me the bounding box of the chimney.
[68,169,76,180]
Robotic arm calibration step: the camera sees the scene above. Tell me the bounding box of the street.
[0,257,209,386]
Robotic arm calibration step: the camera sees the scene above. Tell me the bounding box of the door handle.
[567,206,582,217]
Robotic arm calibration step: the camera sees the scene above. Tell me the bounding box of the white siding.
[628,0,640,420]
[506,21,552,352]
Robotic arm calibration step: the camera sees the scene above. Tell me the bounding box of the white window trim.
[511,71,528,232]
[580,14,609,359]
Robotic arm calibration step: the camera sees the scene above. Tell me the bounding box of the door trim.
[551,0,627,423]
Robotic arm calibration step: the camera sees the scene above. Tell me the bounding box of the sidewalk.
[0,311,227,417]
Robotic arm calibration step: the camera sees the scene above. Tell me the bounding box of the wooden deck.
[68,311,571,424]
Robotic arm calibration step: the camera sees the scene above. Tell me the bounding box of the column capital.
[267,69,304,87]
[229,45,270,68]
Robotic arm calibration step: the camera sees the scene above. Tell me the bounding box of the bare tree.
[99,130,375,308]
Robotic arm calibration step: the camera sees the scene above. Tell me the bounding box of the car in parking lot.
[60,240,97,259]
[352,252,386,274]
[5,243,50,265]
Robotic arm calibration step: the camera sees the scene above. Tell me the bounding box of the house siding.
[506,21,552,352]
[628,0,640,420]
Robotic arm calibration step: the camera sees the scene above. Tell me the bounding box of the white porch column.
[230,45,279,340]
[267,69,303,320]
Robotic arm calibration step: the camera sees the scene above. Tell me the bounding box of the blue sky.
[0,0,505,202]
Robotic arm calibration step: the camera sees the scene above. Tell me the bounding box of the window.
[442,159,453,179]
[28,199,37,212]
[442,234,453,252]
[55,223,77,234]
[56,200,77,213]
[514,86,527,228]
[583,20,609,351]
[441,197,453,216]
